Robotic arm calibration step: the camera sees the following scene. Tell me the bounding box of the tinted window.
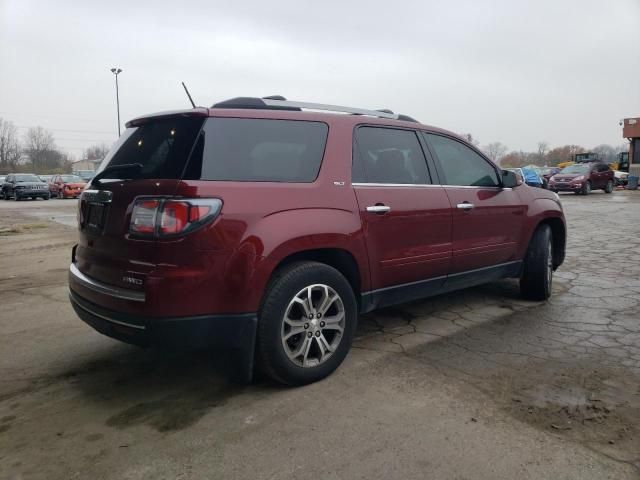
[426,134,499,187]
[97,117,205,179]
[353,127,430,184]
[184,118,328,182]
[597,163,609,172]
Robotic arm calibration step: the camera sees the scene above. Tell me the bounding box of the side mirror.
[501,170,518,188]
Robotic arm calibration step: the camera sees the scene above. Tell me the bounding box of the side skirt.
[360,260,523,313]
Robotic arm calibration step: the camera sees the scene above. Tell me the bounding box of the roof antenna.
[181,81,196,108]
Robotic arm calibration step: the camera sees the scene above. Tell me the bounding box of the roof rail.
[211,96,418,123]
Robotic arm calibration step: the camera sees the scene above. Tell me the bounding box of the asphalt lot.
[1,192,639,479]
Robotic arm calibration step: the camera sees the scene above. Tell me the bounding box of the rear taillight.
[129,198,222,238]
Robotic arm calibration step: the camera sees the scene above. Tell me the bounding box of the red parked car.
[549,162,614,195]
[51,174,86,198]
[68,97,566,385]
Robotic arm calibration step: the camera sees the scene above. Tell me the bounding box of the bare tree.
[83,143,111,161]
[482,142,508,164]
[24,126,59,171]
[460,133,480,146]
[537,141,549,165]
[592,144,617,164]
[0,118,22,172]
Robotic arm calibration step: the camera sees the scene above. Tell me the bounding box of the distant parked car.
[521,167,545,188]
[1,173,50,200]
[531,167,560,188]
[51,174,87,199]
[549,162,614,195]
[539,167,561,181]
[506,168,543,188]
[73,170,96,182]
[613,170,629,186]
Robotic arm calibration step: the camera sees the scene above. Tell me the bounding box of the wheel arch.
[535,217,566,269]
[268,248,363,308]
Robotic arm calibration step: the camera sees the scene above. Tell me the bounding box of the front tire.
[520,224,553,301]
[257,261,357,386]
[581,181,591,195]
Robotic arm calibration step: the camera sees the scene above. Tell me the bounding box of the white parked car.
[613,170,629,186]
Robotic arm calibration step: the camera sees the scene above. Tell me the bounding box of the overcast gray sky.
[1,0,639,158]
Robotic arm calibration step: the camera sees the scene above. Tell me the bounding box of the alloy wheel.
[281,284,345,368]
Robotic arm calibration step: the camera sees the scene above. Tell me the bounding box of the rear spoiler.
[125,108,209,128]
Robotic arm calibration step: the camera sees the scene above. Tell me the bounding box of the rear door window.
[353,127,431,184]
[184,118,328,182]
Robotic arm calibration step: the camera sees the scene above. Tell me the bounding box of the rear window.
[97,117,205,179]
[183,118,328,182]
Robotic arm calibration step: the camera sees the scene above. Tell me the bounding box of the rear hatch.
[75,112,206,294]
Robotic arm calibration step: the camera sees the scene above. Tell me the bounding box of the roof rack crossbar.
[261,99,400,120]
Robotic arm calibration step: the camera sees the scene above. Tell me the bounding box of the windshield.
[96,117,204,180]
[60,175,84,183]
[15,174,42,182]
[560,164,589,174]
[75,171,95,180]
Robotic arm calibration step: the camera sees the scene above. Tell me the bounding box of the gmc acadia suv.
[549,162,614,195]
[69,97,566,385]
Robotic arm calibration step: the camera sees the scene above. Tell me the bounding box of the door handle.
[456,202,475,211]
[366,205,391,214]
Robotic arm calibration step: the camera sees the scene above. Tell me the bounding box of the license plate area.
[80,190,113,234]
[86,203,108,231]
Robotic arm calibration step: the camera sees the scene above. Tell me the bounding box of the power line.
[15,125,115,135]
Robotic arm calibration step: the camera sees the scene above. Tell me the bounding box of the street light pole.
[110,67,123,136]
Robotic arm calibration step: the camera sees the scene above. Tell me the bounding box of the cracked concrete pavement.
[0,193,639,479]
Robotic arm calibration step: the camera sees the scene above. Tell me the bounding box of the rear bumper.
[69,288,257,352]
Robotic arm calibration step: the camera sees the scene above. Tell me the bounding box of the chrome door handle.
[366,205,391,213]
[456,203,475,210]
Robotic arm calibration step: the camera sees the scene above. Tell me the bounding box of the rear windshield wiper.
[92,163,143,185]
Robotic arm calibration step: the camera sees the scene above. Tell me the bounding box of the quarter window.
[185,118,329,182]
[426,134,499,187]
[353,127,431,184]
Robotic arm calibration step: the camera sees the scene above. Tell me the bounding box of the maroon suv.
[69,97,566,385]
[549,162,614,194]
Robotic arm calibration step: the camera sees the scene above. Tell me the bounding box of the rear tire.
[604,180,613,193]
[520,224,553,301]
[257,261,357,386]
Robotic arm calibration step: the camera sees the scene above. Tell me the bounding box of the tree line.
[0,117,111,175]
[476,138,628,168]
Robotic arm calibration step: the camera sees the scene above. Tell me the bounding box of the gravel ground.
[0,192,638,479]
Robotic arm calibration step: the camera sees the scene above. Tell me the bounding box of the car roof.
[126,98,470,146]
